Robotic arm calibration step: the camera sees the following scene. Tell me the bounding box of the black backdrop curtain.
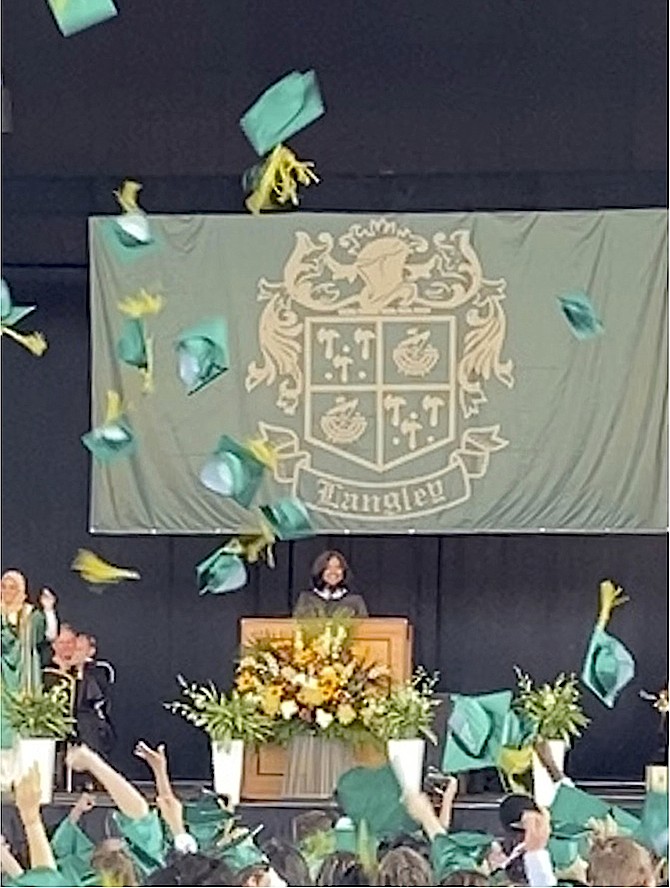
[1,0,667,782]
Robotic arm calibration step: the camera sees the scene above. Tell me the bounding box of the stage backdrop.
[89,210,667,534]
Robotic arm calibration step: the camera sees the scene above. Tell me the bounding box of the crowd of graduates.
[0,739,666,888]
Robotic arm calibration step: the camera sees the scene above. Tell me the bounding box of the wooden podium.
[239,617,413,800]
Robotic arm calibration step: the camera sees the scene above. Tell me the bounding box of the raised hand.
[39,588,57,611]
[133,741,168,774]
[14,765,42,823]
[65,744,94,773]
[520,808,551,852]
[69,791,95,824]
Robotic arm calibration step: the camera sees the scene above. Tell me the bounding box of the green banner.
[89,210,667,533]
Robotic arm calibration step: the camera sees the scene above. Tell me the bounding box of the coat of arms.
[245,218,515,523]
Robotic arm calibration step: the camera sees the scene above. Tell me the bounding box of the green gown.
[1,607,48,749]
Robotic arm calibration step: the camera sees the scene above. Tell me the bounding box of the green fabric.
[581,626,635,708]
[88,210,667,535]
[442,690,513,773]
[45,0,118,37]
[1,608,47,748]
[240,70,324,156]
[182,794,233,850]
[430,832,494,880]
[550,784,641,835]
[336,764,418,840]
[259,497,314,540]
[199,436,265,508]
[113,810,166,879]
[50,818,95,864]
[0,280,36,327]
[634,790,669,856]
[5,867,73,887]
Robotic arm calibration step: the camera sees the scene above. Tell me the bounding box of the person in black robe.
[71,633,116,760]
[293,551,368,618]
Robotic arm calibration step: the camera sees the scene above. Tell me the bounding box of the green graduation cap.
[548,823,591,871]
[183,793,234,850]
[199,436,266,508]
[217,828,268,874]
[581,580,635,708]
[240,70,325,157]
[634,790,668,857]
[81,418,135,463]
[442,690,513,773]
[550,784,641,835]
[117,318,149,370]
[46,0,118,37]
[176,318,229,395]
[557,290,604,340]
[1,279,36,326]
[430,831,495,882]
[115,213,152,247]
[196,546,248,595]
[259,497,314,540]
[335,764,418,841]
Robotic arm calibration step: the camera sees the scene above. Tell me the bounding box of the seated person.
[293,551,368,618]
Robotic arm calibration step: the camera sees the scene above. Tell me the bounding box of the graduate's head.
[1,570,26,613]
[315,851,368,886]
[91,839,138,887]
[439,871,489,887]
[587,836,656,887]
[260,837,311,886]
[52,624,78,666]
[311,551,349,591]
[145,851,236,886]
[377,845,434,886]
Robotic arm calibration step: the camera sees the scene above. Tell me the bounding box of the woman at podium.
[293,551,368,618]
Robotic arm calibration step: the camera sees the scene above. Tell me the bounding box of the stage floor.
[1,779,646,850]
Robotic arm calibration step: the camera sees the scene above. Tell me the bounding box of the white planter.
[532,739,566,808]
[16,738,56,805]
[211,739,244,806]
[387,738,426,794]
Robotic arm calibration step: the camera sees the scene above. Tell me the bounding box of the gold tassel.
[118,289,163,318]
[103,390,124,425]
[227,523,276,568]
[246,144,319,215]
[245,438,279,473]
[71,549,140,585]
[597,579,629,631]
[1,325,48,356]
[497,745,534,794]
[113,179,143,214]
[139,335,154,394]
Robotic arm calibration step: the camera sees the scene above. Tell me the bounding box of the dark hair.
[378,834,431,862]
[316,851,368,886]
[292,810,336,844]
[439,870,489,887]
[145,851,236,886]
[310,551,350,591]
[260,837,312,886]
[376,846,434,886]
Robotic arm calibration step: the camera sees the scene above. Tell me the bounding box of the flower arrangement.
[513,667,589,744]
[234,619,391,743]
[370,667,441,743]
[2,681,76,739]
[166,676,274,747]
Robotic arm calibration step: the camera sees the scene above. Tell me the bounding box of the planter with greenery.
[166,675,275,804]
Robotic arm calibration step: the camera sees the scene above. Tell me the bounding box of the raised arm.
[134,741,172,799]
[134,741,195,850]
[403,790,446,841]
[0,835,24,879]
[15,764,57,871]
[66,744,149,820]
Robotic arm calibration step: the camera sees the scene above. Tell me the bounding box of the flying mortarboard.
[113,180,152,246]
[635,788,669,857]
[259,497,314,540]
[196,546,248,595]
[335,764,418,841]
[557,290,604,340]
[81,390,136,463]
[0,279,47,356]
[116,290,163,393]
[442,690,513,773]
[240,70,324,157]
[176,318,229,395]
[199,436,266,508]
[71,549,140,586]
[46,0,118,37]
[550,784,641,835]
[581,580,635,708]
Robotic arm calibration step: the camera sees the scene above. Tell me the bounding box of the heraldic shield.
[305,316,456,472]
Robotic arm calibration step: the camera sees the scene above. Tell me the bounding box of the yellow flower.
[336,703,356,726]
[298,685,325,707]
[260,686,282,717]
[235,671,257,693]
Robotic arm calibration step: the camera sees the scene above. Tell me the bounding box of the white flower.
[280,700,299,720]
[315,708,334,729]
